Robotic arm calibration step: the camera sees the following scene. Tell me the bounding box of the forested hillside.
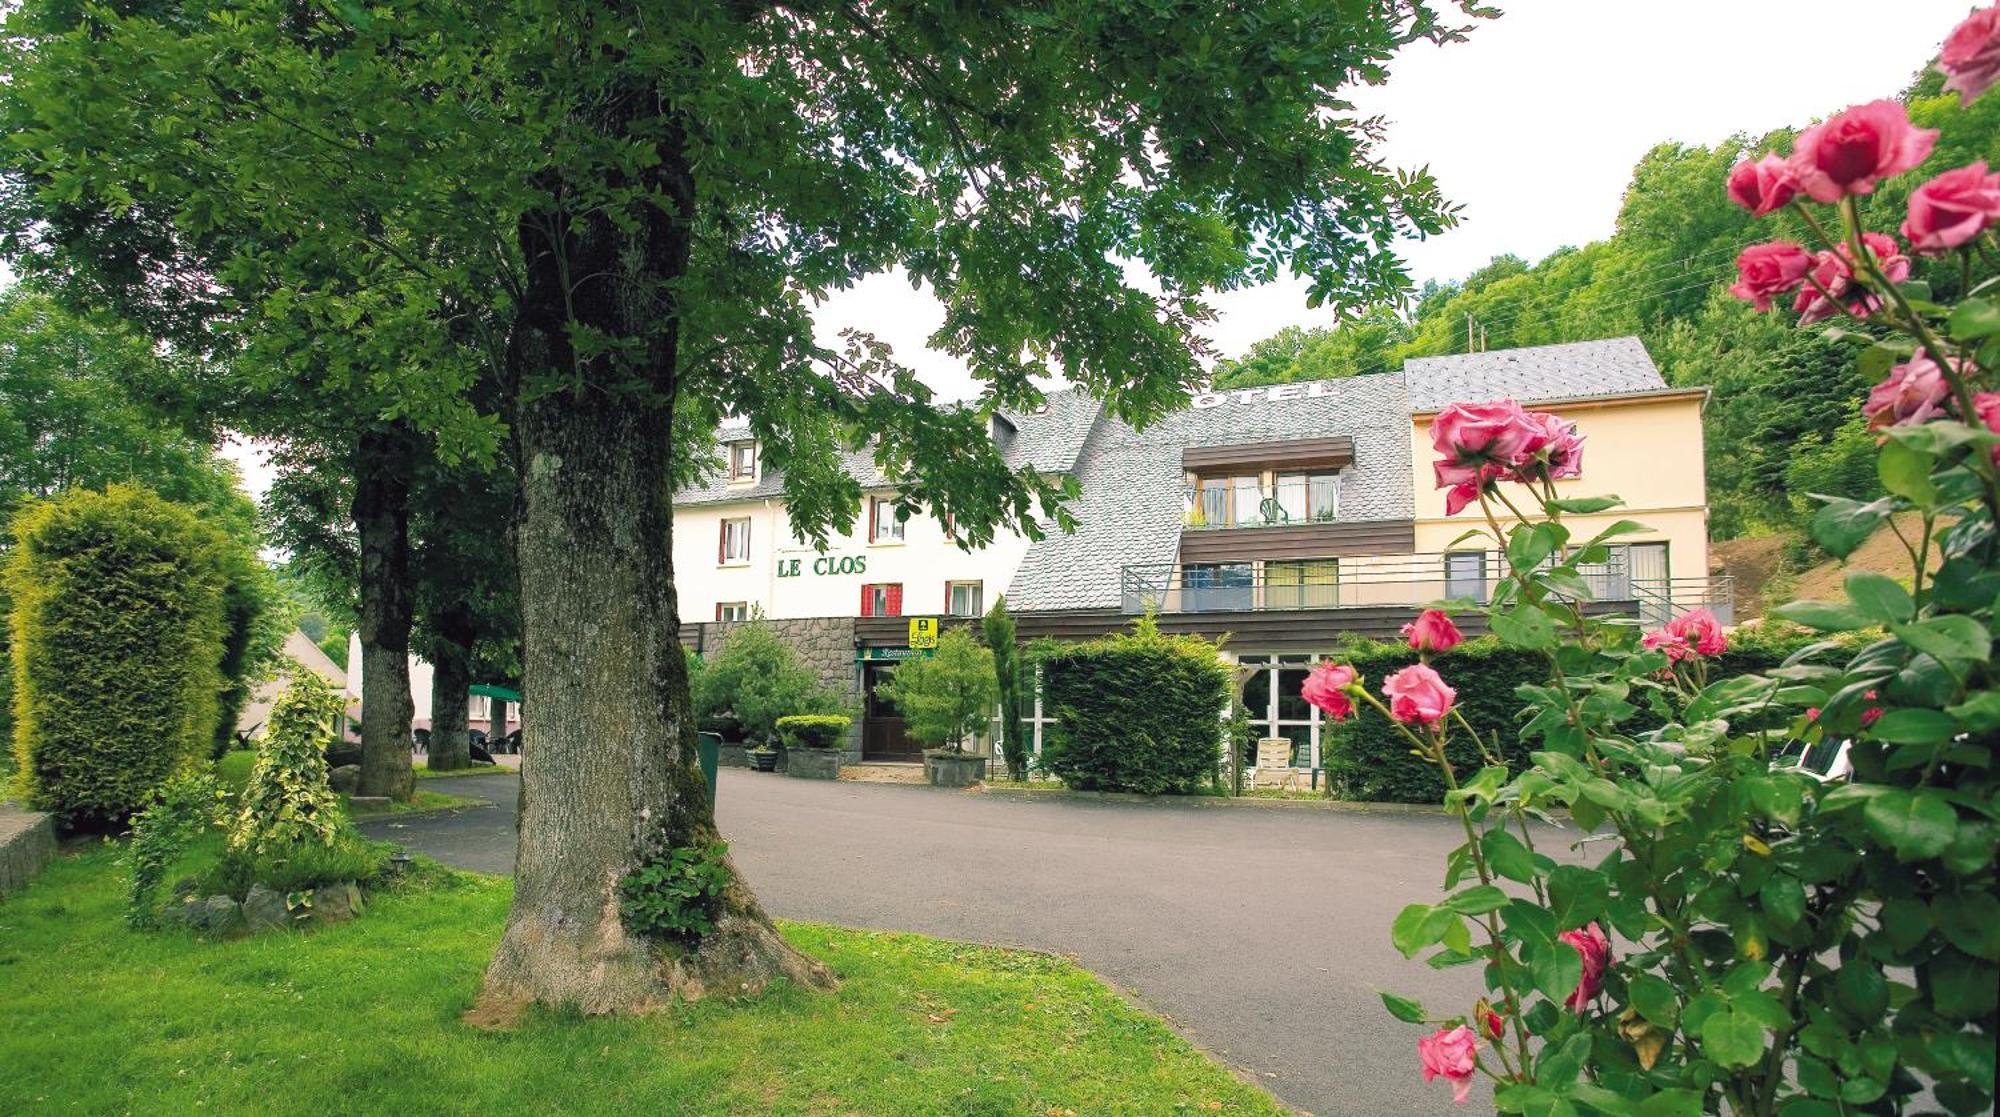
[1213,67,2000,539]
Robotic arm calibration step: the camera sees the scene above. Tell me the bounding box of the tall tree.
[3,0,1479,1015]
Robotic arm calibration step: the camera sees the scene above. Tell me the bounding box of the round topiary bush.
[776,714,851,750]
[5,485,229,828]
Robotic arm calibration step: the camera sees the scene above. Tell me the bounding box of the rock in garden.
[313,880,363,924]
[158,897,199,928]
[328,764,361,794]
[170,876,201,900]
[201,894,245,937]
[241,884,290,934]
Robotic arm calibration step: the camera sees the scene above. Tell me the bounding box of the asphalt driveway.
[364,770,1549,1115]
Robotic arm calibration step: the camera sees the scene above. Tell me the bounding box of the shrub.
[692,619,848,744]
[1039,616,1230,794]
[875,628,995,752]
[5,485,229,828]
[1323,628,1840,803]
[776,714,850,750]
[200,831,387,898]
[984,595,1029,780]
[230,674,346,855]
[616,841,731,942]
[125,770,226,927]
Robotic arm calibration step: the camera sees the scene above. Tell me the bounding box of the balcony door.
[1238,654,1317,768]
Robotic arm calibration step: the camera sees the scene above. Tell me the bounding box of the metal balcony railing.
[1118,553,1736,623]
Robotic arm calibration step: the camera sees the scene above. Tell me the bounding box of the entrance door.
[861,661,924,761]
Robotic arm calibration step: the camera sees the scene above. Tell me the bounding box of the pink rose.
[1974,391,2000,466]
[1665,608,1728,657]
[1903,161,2000,254]
[1791,234,1910,324]
[1863,356,1953,431]
[1383,663,1455,726]
[1559,922,1612,1012]
[1642,628,1692,664]
[1417,1025,1479,1104]
[1727,153,1798,217]
[1940,5,2000,105]
[1302,662,1359,721]
[1728,242,1813,311]
[1787,101,1939,203]
[1432,399,1544,475]
[1402,609,1464,654]
[1514,411,1585,481]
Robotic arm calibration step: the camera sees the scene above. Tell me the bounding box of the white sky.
[203,0,1983,499]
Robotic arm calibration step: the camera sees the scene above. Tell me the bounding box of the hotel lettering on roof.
[673,337,1726,769]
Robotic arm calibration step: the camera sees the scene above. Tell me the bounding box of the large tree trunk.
[427,606,475,772]
[353,425,417,802]
[475,100,832,1021]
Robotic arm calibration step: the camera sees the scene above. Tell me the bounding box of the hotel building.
[673,337,1725,769]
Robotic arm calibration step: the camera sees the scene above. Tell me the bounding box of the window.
[716,601,749,622]
[718,516,752,564]
[1444,551,1488,604]
[947,580,983,617]
[1238,653,1320,768]
[1273,471,1340,523]
[1265,559,1338,609]
[727,440,758,482]
[1230,474,1265,526]
[868,496,905,543]
[468,695,491,721]
[860,583,903,617]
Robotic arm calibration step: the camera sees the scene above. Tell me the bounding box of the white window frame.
[869,497,905,544]
[468,695,491,721]
[727,440,758,483]
[947,580,983,618]
[721,516,752,565]
[716,601,750,623]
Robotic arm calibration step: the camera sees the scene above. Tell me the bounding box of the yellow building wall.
[1408,394,1711,584]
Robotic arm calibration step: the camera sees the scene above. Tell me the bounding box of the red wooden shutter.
[717,520,726,563]
[886,584,903,617]
[944,581,952,616]
[715,603,724,622]
[860,584,873,617]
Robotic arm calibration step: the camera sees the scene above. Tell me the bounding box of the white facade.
[671,481,1033,625]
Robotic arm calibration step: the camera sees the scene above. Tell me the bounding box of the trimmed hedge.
[776,714,851,750]
[1322,625,1838,804]
[6,485,229,828]
[1040,616,1231,795]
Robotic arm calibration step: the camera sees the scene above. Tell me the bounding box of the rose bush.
[1334,20,1999,1111]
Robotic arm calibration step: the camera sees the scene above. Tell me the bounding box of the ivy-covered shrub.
[617,841,731,942]
[230,674,346,855]
[776,714,850,750]
[692,619,848,744]
[1040,616,1231,794]
[124,771,226,927]
[5,485,229,828]
[1324,627,1845,803]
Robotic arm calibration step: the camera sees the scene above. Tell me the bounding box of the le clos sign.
[776,554,867,578]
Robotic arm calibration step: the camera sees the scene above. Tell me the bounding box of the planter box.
[786,747,842,780]
[924,752,987,788]
[717,744,752,769]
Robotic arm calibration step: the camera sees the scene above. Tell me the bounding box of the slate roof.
[1403,337,1666,412]
[1004,372,1415,612]
[674,388,1103,506]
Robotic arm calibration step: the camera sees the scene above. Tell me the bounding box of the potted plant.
[746,741,779,773]
[875,628,997,787]
[777,715,850,779]
[691,619,847,774]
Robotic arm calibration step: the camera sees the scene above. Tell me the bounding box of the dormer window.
[727,440,758,483]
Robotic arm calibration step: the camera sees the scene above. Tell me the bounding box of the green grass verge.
[217,750,483,817]
[415,763,515,779]
[0,846,1282,1116]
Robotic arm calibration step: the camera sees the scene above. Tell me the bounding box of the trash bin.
[696,731,721,806]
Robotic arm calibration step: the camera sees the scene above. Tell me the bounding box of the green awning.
[469,683,522,703]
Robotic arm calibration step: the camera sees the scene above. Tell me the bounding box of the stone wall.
[0,804,55,895]
[701,616,862,758]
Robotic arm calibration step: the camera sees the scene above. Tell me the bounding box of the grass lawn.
[0,845,1285,1116]
[415,762,515,779]
[217,749,483,816]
